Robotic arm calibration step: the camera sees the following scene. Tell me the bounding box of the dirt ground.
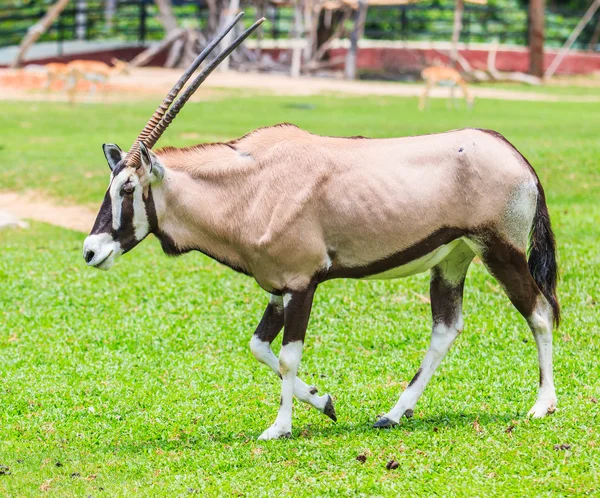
[2,67,600,104]
[0,192,95,233]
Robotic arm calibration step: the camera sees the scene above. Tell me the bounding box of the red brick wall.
[11,45,600,76]
[325,47,600,76]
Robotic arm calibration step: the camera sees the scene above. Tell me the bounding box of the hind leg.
[375,241,474,427]
[477,237,557,417]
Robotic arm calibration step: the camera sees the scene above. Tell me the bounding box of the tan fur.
[147,126,537,292]
[43,62,70,90]
[419,67,473,110]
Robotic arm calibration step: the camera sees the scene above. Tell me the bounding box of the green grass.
[0,96,599,496]
[475,81,600,97]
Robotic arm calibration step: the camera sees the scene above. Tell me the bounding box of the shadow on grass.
[95,412,530,452]
[194,410,525,443]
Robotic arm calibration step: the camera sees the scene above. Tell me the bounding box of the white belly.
[364,239,461,280]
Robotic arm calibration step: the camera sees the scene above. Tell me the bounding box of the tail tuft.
[528,188,560,327]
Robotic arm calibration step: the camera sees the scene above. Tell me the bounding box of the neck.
[149,160,252,276]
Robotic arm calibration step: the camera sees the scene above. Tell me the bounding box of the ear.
[103,143,123,171]
[139,142,164,183]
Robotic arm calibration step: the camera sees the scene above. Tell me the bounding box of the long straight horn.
[141,17,265,151]
[125,11,246,167]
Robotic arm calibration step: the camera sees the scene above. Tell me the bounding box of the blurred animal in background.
[65,58,130,102]
[42,62,70,90]
[41,58,130,102]
[419,66,474,110]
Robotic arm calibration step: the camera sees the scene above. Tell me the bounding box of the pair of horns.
[125,12,264,168]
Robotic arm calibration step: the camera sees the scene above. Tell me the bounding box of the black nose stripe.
[90,190,113,236]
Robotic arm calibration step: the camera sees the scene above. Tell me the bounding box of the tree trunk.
[128,28,184,67]
[529,0,545,77]
[291,0,304,77]
[344,0,368,80]
[450,0,464,68]
[11,0,71,68]
[154,0,178,33]
[255,0,266,62]
[104,0,117,31]
[219,0,240,72]
[589,17,600,49]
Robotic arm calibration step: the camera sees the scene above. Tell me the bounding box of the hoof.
[373,416,398,429]
[527,398,557,418]
[258,425,292,440]
[323,394,337,422]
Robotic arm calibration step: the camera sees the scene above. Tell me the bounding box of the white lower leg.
[527,300,557,417]
[250,336,329,411]
[258,341,303,440]
[383,323,461,424]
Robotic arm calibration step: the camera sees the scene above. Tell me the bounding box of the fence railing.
[1,0,598,53]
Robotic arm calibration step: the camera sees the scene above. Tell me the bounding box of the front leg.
[258,285,316,440]
[250,294,336,420]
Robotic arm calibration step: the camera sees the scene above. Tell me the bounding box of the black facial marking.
[111,160,128,177]
[111,191,138,253]
[145,186,159,234]
[89,191,112,235]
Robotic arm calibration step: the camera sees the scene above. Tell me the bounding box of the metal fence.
[1,0,598,52]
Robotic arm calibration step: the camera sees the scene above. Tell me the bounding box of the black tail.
[528,187,560,327]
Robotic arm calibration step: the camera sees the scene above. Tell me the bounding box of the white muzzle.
[83,233,121,271]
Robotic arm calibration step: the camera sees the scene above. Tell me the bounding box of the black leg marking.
[282,285,317,345]
[408,368,422,388]
[254,300,284,344]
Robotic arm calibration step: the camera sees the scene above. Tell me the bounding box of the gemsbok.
[84,13,559,440]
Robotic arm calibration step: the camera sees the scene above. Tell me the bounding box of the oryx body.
[84,125,559,439]
[83,13,559,440]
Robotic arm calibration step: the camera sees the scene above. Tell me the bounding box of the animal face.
[83,143,163,270]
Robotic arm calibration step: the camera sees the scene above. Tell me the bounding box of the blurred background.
[1,0,599,92]
[0,2,599,495]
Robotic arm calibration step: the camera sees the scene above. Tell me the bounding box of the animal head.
[83,12,264,270]
[82,143,164,270]
[111,58,130,75]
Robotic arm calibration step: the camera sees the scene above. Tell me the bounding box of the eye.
[121,183,134,196]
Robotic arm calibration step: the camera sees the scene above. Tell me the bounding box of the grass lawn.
[0,95,599,496]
